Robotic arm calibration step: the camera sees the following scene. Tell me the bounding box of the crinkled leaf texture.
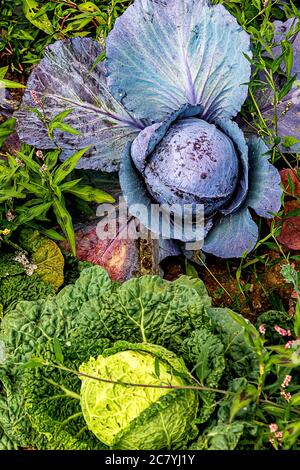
[190,422,245,450]
[0,266,212,449]
[180,328,225,423]
[0,251,55,315]
[0,266,259,449]
[20,229,64,292]
[207,308,259,381]
[15,38,143,171]
[203,137,282,258]
[80,342,198,450]
[106,0,251,122]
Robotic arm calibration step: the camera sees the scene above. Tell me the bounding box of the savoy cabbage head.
[80,342,199,450]
[0,266,258,450]
[15,0,282,258]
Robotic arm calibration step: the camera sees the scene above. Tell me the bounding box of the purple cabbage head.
[132,118,239,217]
[14,0,283,258]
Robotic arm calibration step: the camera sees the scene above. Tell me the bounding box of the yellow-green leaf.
[23,0,54,35]
[63,184,115,204]
[53,198,76,256]
[53,147,90,185]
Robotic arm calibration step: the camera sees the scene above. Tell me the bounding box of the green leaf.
[294,302,300,338]
[0,66,9,79]
[282,136,300,149]
[185,261,199,278]
[20,229,65,292]
[62,17,92,33]
[22,357,46,369]
[230,384,258,422]
[0,190,26,202]
[0,118,16,147]
[283,420,300,449]
[23,0,54,35]
[174,276,212,310]
[37,228,65,242]
[78,2,100,13]
[45,150,60,171]
[154,357,160,378]
[16,202,52,225]
[224,309,261,348]
[53,338,64,364]
[53,147,91,185]
[207,308,259,380]
[51,122,81,135]
[63,185,115,204]
[16,151,41,173]
[278,75,297,101]
[53,198,76,256]
[18,182,48,198]
[51,109,74,124]
[0,79,26,89]
[190,422,246,450]
[60,179,82,191]
[281,40,294,78]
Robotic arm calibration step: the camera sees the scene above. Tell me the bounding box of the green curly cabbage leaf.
[80,342,198,450]
[0,266,259,450]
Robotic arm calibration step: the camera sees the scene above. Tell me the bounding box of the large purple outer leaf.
[15,38,143,171]
[106,0,251,123]
[202,208,258,259]
[246,137,282,218]
[216,119,249,216]
[203,137,282,258]
[259,18,300,153]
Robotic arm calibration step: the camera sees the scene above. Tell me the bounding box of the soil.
[163,250,298,323]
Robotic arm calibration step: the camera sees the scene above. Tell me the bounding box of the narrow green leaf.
[282,40,294,78]
[0,66,9,79]
[53,147,91,185]
[53,198,76,256]
[27,223,65,242]
[22,357,46,369]
[278,75,297,101]
[45,150,60,171]
[60,179,82,191]
[51,109,73,124]
[16,202,52,225]
[16,151,41,173]
[294,302,300,338]
[62,17,92,33]
[154,357,160,378]
[63,185,115,204]
[23,0,54,35]
[53,338,64,364]
[18,182,48,198]
[51,122,81,135]
[0,79,26,89]
[0,188,26,200]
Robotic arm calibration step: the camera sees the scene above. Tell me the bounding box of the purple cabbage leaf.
[14,0,283,259]
[106,0,251,123]
[15,38,144,172]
